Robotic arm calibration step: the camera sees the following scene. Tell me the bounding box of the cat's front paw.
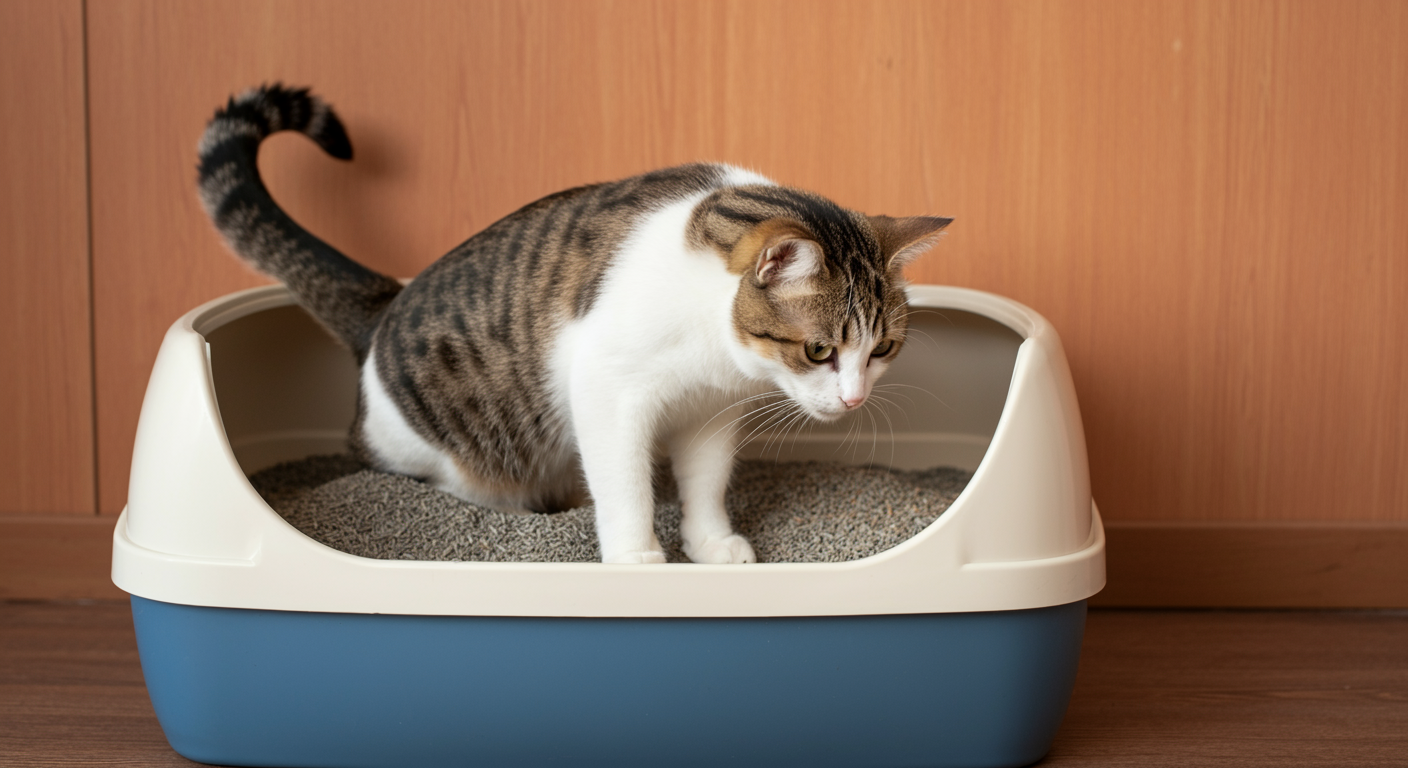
[603,549,668,564]
[685,534,757,564]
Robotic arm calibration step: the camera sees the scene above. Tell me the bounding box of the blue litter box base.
[132,596,1086,768]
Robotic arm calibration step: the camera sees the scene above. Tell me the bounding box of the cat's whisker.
[865,404,881,467]
[757,407,789,458]
[900,327,942,352]
[850,411,868,460]
[729,404,791,464]
[868,399,910,440]
[678,386,788,445]
[903,307,958,327]
[695,394,791,452]
[869,398,899,469]
[785,410,814,456]
[874,382,951,412]
[713,389,788,423]
[732,400,800,462]
[764,405,810,461]
[867,397,913,427]
[777,406,815,461]
[736,405,795,451]
[850,414,872,462]
[723,396,791,434]
[843,410,867,463]
[731,389,790,409]
[852,406,871,465]
[871,384,917,407]
[833,409,861,460]
[867,391,916,431]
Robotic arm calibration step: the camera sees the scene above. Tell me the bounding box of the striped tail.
[196,84,402,358]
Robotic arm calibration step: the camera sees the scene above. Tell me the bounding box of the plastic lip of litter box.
[112,283,1103,618]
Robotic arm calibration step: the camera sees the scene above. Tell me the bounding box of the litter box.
[112,283,1104,768]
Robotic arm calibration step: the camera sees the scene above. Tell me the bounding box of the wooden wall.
[5,0,1408,604]
[0,0,92,516]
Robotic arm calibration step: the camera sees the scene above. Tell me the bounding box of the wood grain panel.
[0,517,123,600]
[985,1,1408,525]
[89,1,1408,526]
[0,0,94,515]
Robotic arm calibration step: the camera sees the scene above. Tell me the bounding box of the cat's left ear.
[870,215,953,271]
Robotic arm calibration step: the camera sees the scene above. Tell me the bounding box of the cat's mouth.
[806,404,850,423]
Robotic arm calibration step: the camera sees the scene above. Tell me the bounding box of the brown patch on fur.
[732,275,851,376]
[726,218,818,278]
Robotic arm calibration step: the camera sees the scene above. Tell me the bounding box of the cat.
[197,84,950,564]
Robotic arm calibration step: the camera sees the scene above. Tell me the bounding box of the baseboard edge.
[1093,521,1408,608]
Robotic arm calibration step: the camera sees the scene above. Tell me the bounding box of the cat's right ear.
[740,219,825,299]
[756,238,825,295]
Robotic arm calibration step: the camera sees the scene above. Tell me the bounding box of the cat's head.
[692,185,950,421]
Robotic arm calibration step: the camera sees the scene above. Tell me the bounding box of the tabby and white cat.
[198,85,950,564]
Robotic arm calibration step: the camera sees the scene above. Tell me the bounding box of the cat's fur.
[198,85,950,564]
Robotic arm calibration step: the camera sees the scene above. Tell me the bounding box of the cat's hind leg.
[357,351,534,512]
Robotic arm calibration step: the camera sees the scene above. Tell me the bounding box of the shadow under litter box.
[250,455,971,563]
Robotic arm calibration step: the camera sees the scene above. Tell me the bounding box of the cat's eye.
[871,339,895,357]
[804,341,835,363]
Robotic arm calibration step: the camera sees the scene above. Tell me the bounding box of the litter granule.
[249,455,970,564]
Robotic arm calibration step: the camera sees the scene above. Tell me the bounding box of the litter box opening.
[203,302,360,474]
[201,295,1024,479]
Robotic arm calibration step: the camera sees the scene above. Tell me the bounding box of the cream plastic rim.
[112,284,1104,617]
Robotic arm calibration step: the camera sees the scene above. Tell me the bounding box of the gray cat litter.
[249,455,971,563]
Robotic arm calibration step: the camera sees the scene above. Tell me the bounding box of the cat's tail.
[196,84,402,359]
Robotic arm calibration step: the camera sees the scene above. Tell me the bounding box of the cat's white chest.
[550,194,756,408]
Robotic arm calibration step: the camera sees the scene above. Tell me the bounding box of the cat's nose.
[841,394,865,409]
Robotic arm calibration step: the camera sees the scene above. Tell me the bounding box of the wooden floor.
[1,602,1404,767]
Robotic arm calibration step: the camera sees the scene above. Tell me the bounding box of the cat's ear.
[740,219,826,297]
[757,237,825,293]
[870,215,953,271]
